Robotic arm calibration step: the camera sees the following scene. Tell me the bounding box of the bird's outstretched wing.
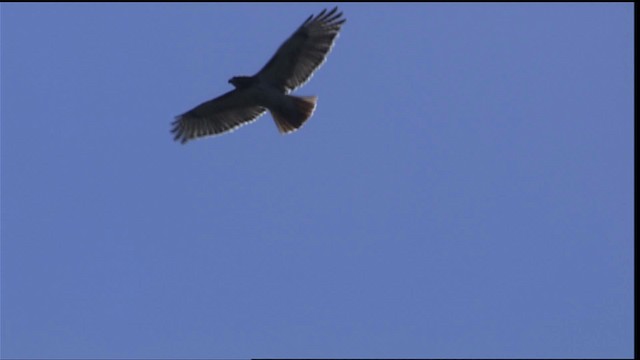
[256,7,346,93]
[171,90,267,144]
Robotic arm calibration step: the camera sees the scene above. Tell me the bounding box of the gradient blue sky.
[1,3,634,359]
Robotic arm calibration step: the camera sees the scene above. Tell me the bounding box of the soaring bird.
[171,7,346,144]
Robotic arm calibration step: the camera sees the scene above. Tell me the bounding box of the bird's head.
[228,76,254,89]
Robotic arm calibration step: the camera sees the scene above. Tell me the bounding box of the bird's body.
[171,7,346,144]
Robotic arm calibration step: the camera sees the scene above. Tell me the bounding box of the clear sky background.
[1,3,634,359]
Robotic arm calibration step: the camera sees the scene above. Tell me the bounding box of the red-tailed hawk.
[171,7,346,144]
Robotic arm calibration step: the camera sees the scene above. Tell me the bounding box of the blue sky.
[1,3,634,358]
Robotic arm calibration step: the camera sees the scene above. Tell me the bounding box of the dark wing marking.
[171,90,267,144]
[256,7,346,93]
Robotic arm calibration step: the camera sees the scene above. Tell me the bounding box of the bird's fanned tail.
[271,95,317,134]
